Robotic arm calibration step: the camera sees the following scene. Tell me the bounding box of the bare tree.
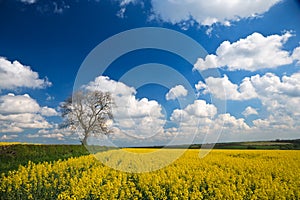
[60,90,113,145]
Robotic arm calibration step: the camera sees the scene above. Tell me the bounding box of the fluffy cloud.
[165,85,188,100]
[119,0,137,7]
[0,134,18,140]
[242,106,258,117]
[214,113,250,131]
[0,93,57,133]
[168,99,251,144]
[250,72,300,116]
[76,72,300,144]
[0,57,57,134]
[0,113,51,129]
[85,76,165,139]
[40,106,59,116]
[253,115,295,130]
[28,133,65,140]
[0,57,51,90]
[117,0,140,18]
[0,93,40,114]
[184,100,217,118]
[196,75,257,100]
[0,93,58,116]
[169,100,217,142]
[85,76,136,97]
[194,32,294,71]
[26,128,74,141]
[20,0,37,4]
[198,72,300,134]
[0,125,23,133]
[150,0,281,26]
[171,100,217,122]
[292,46,300,65]
[199,72,300,112]
[195,81,207,91]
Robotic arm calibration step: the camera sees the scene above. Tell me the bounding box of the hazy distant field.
[1,146,299,199]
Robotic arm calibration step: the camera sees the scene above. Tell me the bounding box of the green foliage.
[0,144,89,174]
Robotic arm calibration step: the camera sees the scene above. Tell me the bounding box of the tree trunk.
[82,136,88,146]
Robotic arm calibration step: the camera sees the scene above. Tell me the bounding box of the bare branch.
[60,90,114,145]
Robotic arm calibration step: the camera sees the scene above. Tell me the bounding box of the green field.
[0,143,89,174]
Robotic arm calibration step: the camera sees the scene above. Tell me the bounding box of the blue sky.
[0,0,300,145]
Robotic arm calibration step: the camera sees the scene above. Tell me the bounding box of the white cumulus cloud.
[40,106,59,117]
[27,128,75,141]
[0,113,52,130]
[170,100,217,140]
[198,72,300,112]
[194,32,294,71]
[197,72,300,133]
[170,100,217,122]
[214,113,250,131]
[150,0,281,27]
[292,46,300,65]
[0,57,51,90]
[0,125,23,133]
[166,85,188,100]
[250,72,300,116]
[168,99,251,144]
[253,115,295,130]
[242,106,258,117]
[0,93,57,133]
[0,134,18,140]
[117,0,141,18]
[196,75,257,100]
[0,93,40,114]
[20,0,37,4]
[85,76,165,139]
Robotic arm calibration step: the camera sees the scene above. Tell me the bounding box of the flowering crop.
[1,149,299,199]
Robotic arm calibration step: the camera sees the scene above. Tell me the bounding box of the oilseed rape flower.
[0,150,299,199]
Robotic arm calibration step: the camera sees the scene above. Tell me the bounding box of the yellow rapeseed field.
[0,142,21,146]
[1,149,299,199]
